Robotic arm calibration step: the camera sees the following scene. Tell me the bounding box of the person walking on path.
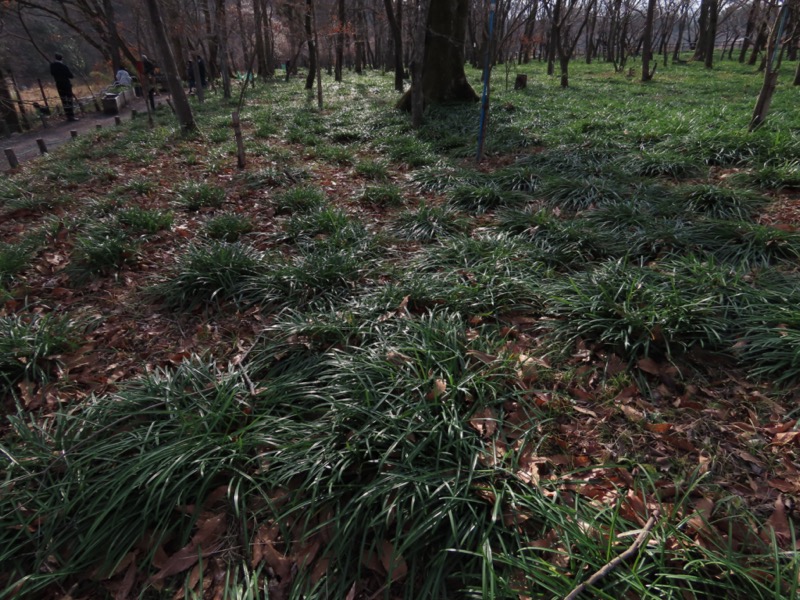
[50,53,78,122]
[115,66,133,87]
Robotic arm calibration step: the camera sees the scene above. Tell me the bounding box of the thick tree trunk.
[335,0,345,80]
[693,0,710,61]
[305,0,316,90]
[704,0,718,68]
[253,0,268,77]
[144,0,195,133]
[641,0,657,80]
[383,0,404,91]
[355,0,366,73]
[216,0,232,98]
[397,0,477,110]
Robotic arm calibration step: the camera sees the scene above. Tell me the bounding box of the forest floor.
[2,63,800,599]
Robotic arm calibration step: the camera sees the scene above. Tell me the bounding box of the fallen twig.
[563,509,660,600]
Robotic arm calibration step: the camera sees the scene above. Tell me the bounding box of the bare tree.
[144,0,196,133]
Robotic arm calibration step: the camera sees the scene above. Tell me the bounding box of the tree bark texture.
[144,0,196,133]
[397,0,478,110]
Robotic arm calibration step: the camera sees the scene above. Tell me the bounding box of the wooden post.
[70,130,78,138]
[4,148,19,168]
[232,111,246,169]
[36,138,48,154]
[37,78,51,111]
[115,116,122,126]
[131,109,138,120]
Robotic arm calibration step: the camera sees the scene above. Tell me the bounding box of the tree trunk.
[215,0,232,98]
[355,0,366,73]
[739,0,760,62]
[383,0,404,91]
[641,0,657,80]
[0,68,23,134]
[305,0,316,90]
[794,59,800,85]
[253,0,268,77]
[144,0,196,133]
[335,0,345,81]
[703,0,718,68]
[235,0,250,72]
[672,2,688,62]
[693,0,710,61]
[749,19,769,65]
[397,0,477,110]
[411,0,430,127]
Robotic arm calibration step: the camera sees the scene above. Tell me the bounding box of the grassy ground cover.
[1,58,800,599]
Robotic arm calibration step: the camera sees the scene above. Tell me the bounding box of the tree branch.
[563,509,660,600]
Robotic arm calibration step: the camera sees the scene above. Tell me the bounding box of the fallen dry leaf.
[379,540,408,582]
[426,378,447,401]
[150,513,227,582]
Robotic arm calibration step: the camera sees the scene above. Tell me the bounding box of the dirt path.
[1,94,156,172]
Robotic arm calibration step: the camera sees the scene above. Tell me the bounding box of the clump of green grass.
[0,312,82,390]
[731,160,800,190]
[69,226,139,281]
[237,166,308,190]
[175,181,226,211]
[448,183,529,214]
[629,150,704,179]
[391,202,469,241]
[116,207,173,234]
[312,143,355,165]
[244,243,374,308]
[355,159,390,180]
[380,135,435,167]
[203,213,254,242]
[283,207,368,251]
[0,243,33,284]
[356,184,404,207]
[411,163,482,193]
[543,259,729,359]
[737,309,800,386]
[275,185,327,214]
[539,175,627,211]
[151,241,264,310]
[678,184,765,220]
[120,177,156,195]
[689,221,800,267]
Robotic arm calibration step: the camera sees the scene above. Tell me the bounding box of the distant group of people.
[48,50,209,122]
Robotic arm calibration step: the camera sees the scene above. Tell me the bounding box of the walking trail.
[1,95,154,173]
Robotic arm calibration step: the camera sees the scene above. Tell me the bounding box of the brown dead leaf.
[150,513,227,582]
[762,496,792,546]
[620,404,645,423]
[345,582,357,600]
[426,378,447,401]
[687,497,715,537]
[469,407,498,438]
[379,540,408,582]
[771,431,800,446]
[516,353,539,383]
[467,349,498,365]
[115,560,137,600]
[645,422,673,434]
[637,357,661,375]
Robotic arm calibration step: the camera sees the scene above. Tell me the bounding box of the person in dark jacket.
[49,53,78,121]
